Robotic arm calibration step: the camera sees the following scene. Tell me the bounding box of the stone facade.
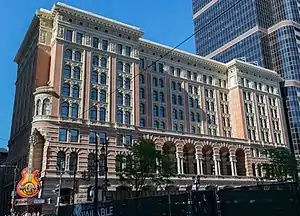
[1,2,288,215]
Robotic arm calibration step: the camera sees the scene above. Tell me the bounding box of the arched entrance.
[219,147,231,176]
[236,149,246,176]
[202,146,214,175]
[183,143,196,174]
[162,142,177,173]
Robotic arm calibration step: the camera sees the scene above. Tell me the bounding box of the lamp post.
[55,161,64,216]
[0,165,18,216]
[94,134,99,216]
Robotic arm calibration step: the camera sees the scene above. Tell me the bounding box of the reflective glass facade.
[193,0,300,156]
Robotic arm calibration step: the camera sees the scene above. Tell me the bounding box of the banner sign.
[14,198,45,206]
[58,201,113,216]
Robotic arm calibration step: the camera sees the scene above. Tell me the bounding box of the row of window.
[241,77,277,94]
[63,65,80,80]
[64,49,82,62]
[62,83,80,98]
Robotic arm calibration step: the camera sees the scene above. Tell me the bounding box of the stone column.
[213,155,219,176]
[195,154,201,175]
[199,158,203,175]
[176,152,181,174]
[180,157,184,174]
[230,156,237,176]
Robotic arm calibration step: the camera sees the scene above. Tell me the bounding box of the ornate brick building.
[1,2,288,214]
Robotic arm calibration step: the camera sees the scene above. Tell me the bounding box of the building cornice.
[139,38,227,72]
[226,59,283,81]
[52,2,143,37]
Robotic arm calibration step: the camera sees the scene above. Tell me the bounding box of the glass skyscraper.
[193,0,300,156]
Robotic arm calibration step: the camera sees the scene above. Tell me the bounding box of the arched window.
[177,83,182,91]
[195,99,199,108]
[179,124,184,132]
[173,109,177,119]
[36,99,41,115]
[125,63,131,73]
[191,126,196,134]
[125,112,131,125]
[90,106,97,120]
[69,152,78,172]
[57,151,66,171]
[71,103,79,118]
[189,98,194,107]
[173,123,178,131]
[101,57,107,68]
[140,119,145,127]
[72,85,79,98]
[196,113,200,122]
[153,91,158,101]
[140,103,145,115]
[61,102,69,117]
[139,74,144,84]
[88,153,95,176]
[63,83,70,96]
[92,55,99,66]
[91,88,98,100]
[171,81,176,90]
[159,79,164,87]
[73,67,80,80]
[91,71,98,84]
[160,121,165,129]
[190,112,195,122]
[153,77,158,86]
[64,49,72,59]
[160,106,165,117]
[125,78,130,89]
[159,92,164,102]
[179,110,183,120]
[100,90,106,102]
[125,94,130,106]
[154,120,159,129]
[117,61,123,71]
[99,107,106,121]
[212,115,216,124]
[63,65,71,78]
[117,110,123,123]
[117,93,123,105]
[140,88,144,99]
[42,98,50,115]
[153,106,159,117]
[117,77,123,88]
[172,94,176,104]
[178,95,182,105]
[100,73,106,84]
[75,51,81,61]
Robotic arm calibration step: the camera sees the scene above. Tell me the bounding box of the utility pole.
[10,165,18,216]
[72,163,77,204]
[103,138,108,201]
[94,134,99,216]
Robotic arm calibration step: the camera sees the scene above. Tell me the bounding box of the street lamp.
[192,175,201,191]
[0,165,18,215]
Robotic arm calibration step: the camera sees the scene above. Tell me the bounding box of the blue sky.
[0,0,195,149]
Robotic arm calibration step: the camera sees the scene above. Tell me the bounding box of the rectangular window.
[117,134,123,146]
[59,128,68,142]
[158,63,163,73]
[76,32,83,44]
[89,131,97,144]
[66,30,73,41]
[125,135,132,145]
[193,72,198,81]
[203,75,207,83]
[117,44,122,54]
[170,66,175,75]
[176,68,181,77]
[125,46,131,57]
[218,79,222,87]
[187,71,191,79]
[102,39,108,51]
[70,129,79,143]
[152,61,156,72]
[208,76,213,85]
[98,132,106,144]
[139,58,145,69]
[93,37,99,48]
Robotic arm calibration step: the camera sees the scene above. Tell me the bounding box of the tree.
[260,147,298,182]
[117,137,176,197]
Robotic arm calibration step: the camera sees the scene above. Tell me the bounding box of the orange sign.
[17,168,40,198]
